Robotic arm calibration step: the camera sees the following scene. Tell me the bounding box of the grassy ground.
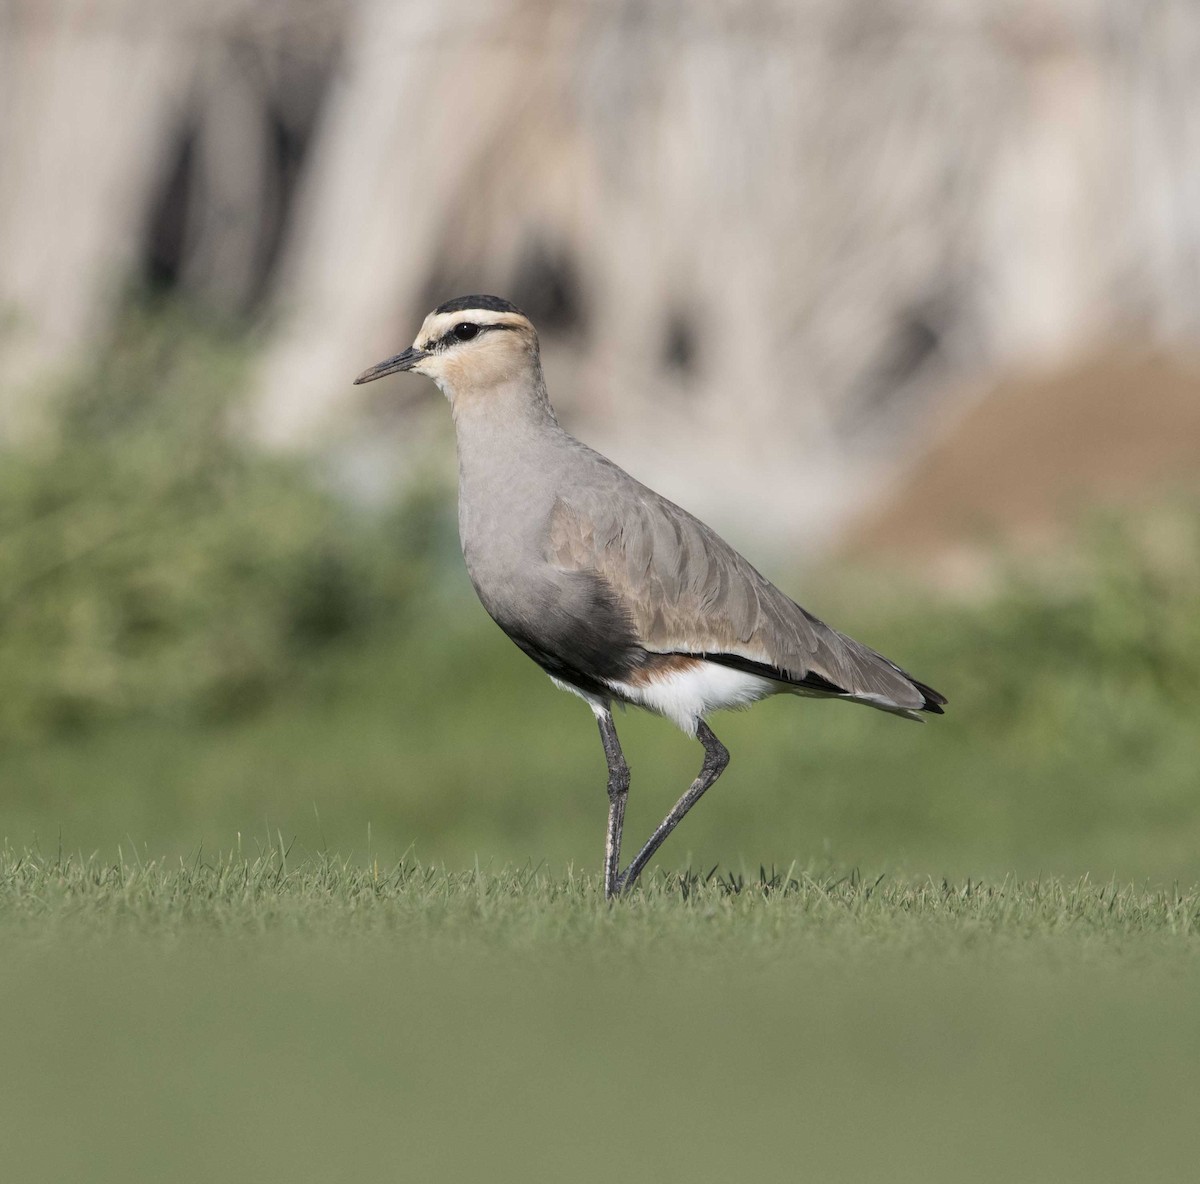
[5,569,1198,1184]
[2,850,1198,1183]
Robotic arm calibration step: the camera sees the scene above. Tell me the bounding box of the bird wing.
[545,472,942,714]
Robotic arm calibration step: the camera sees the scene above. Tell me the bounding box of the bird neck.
[451,365,572,572]
[450,362,573,524]
[447,364,560,439]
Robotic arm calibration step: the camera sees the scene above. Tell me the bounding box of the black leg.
[596,709,630,899]
[617,720,729,894]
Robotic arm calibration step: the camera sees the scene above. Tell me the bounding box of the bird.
[354,295,946,898]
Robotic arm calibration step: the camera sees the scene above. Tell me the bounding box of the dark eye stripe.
[429,322,519,351]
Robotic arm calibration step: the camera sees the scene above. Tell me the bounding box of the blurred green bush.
[0,307,442,740]
[937,509,1200,726]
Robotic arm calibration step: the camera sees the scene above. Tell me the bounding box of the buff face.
[405,309,538,395]
[354,297,538,397]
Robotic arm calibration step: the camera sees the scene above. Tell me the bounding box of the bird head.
[354,295,539,399]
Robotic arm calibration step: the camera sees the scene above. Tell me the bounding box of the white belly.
[606,663,779,736]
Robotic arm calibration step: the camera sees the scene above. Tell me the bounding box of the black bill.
[353,347,427,385]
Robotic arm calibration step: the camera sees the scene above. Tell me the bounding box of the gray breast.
[456,423,646,695]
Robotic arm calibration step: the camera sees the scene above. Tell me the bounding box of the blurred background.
[1,0,1199,879]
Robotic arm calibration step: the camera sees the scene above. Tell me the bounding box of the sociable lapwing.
[355,295,946,897]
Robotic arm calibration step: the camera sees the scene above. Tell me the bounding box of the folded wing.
[546,477,945,717]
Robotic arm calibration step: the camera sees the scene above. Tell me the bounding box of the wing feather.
[546,482,939,713]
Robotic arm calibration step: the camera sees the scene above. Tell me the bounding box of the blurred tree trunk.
[0,0,342,434]
[0,0,190,432]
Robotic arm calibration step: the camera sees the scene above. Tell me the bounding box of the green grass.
[2,850,1199,1183]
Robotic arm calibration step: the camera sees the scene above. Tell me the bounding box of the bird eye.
[453,322,479,341]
